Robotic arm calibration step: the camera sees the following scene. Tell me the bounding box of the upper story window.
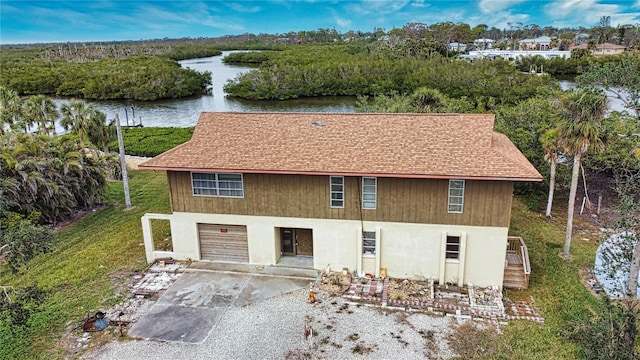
[448,179,465,213]
[330,176,344,208]
[362,177,377,209]
[192,172,244,198]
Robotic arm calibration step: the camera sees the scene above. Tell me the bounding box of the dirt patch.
[319,271,351,295]
[389,279,431,302]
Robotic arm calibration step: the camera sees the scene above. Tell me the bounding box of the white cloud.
[335,15,352,28]
[544,0,640,27]
[224,2,261,13]
[478,0,527,14]
[347,0,411,16]
[411,0,428,8]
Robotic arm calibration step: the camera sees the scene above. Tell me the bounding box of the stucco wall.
[143,212,508,287]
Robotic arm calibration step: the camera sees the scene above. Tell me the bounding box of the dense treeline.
[513,53,631,75]
[224,45,558,107]
[1,56,211,101]
[222,51,274,64]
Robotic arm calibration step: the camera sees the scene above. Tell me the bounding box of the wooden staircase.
[503,237,531,289]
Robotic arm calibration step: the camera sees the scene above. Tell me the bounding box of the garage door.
[198,224,249,262]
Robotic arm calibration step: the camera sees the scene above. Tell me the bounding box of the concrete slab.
[128,304,220,343]
[156,271,245,307]
[128,264,317,343]
[234,275,310,307]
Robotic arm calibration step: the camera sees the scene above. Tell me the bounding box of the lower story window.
[363,231,376,255]
[446,235,460,259]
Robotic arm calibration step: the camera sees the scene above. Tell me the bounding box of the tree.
[0,132,109,223]
[60,100,99,144]
[557,88,608,258]
[87,111,116,153]
[541,128,561,217]
[576,54,640,118]
[21,95,59,135]
[0,87,23,135]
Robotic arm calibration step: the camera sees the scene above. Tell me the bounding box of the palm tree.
[61,100,97,145]
[22,95,59,135]
[0,86,23,134]
[540,128,561,218]
[87,111,115,153]
[557,88,608,258]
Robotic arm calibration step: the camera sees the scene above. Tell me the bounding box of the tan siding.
[169,171,512,227]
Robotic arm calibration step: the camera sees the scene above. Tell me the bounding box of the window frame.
[447,179,465,214]
[330,176,345,208]
[191,172,244,198]
[445,235,460,260]
[362,231,376,256]
[362,177,377,210]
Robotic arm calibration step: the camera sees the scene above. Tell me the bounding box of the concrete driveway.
[128,262,317,343]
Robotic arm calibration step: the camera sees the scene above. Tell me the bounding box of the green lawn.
[0,170,628,359]
[0,170,170,359]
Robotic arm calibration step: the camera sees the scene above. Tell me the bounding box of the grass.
[0,170,170,359]
[494,201,606,359]
[0,170,633,359]
[108,127,195,157]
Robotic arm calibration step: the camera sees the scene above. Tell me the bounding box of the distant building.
[462,49,570,61]
[448,42,467,52]
[574,33,590,45]
[518,36,552,51]
[473,38,495,49]
[571,42,627,56]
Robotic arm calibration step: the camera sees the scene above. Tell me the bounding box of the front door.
[281,229,295,255]
[281,228,313,256]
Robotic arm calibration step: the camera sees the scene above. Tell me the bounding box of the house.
[570,42,626,56]
[518,36,552,51]
[448,42,467,53]
[473,38,495,49]
[139,113,541,288]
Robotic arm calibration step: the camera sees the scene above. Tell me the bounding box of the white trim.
[374,226,381,278]
[330,176,345,208]
[458,231,467,287]
[141,213,175,263]
[362,177,377,209]
[447,179,465,213]
[356,227,363,275]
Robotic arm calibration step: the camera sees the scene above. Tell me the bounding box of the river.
[53,52,629,129]
[62,51,356,128]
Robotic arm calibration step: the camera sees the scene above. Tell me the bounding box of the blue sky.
[1,1,639,44]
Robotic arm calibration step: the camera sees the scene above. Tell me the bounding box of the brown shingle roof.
[139,112,542,181]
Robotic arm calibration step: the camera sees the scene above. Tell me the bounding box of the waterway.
[52,52,630,129]
[58,51,356,128]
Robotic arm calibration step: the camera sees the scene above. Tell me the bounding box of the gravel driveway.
[87,288,455,359]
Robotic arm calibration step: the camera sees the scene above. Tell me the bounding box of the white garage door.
[198,224,249,262]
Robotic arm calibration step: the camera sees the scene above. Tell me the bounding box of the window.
[448,179,465,213]
[192,172,243,198]
[362,177,377,209]
[363,231,376,255]
[330,176,344,208]
[446,235,460,259]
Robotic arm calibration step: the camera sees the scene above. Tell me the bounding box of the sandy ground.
[125,155,151,170]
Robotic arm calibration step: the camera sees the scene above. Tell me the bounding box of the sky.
[1,1,640,44]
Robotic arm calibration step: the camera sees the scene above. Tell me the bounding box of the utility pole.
[115,114,132,210]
